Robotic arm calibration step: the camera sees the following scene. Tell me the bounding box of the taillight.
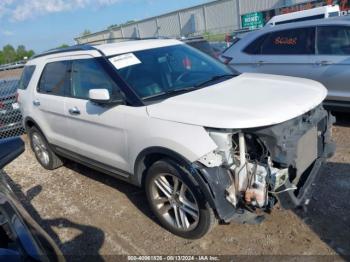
[220,55,233,65]
[0,101,4,109]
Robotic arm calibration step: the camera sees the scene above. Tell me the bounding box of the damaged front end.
[191,105,336,224]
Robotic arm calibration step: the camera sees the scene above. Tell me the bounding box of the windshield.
[113,44,232,100]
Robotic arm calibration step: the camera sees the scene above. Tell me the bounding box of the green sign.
[241,12,264,30]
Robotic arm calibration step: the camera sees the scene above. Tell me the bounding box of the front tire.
[28,126,63,170]
[145,159,216,239]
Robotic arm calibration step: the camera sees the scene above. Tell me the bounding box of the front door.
[64,56,129,174]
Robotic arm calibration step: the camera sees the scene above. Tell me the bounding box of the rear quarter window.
[18,65,36,90]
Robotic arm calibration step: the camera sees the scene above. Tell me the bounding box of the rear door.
[33,60,70,147]
[314,25,350,102]
[250,27,317,79]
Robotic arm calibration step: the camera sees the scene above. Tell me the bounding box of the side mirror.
[89,89,110,104]
[0,137,25,169]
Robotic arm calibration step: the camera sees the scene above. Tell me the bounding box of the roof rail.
[32,44,97,59]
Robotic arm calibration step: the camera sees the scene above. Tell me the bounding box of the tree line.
[0,44,35,65]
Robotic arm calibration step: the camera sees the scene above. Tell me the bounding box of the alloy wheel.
[150,174,200,231]
[32,133,50,166]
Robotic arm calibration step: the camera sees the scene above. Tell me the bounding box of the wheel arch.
[134,147,231,222]
[24,116,40,130]
[133,147,193,187]
[24,116,50,142]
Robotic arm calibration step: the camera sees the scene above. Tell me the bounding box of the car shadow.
[3,173,105,262]
[62,160,156,223]
[333,112,350,127]
[294,161,350,259]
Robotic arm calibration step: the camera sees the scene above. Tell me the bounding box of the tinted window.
[244,34,270,55]
[38,61,70,96]
[186,41,215,57]
[18,65,35,90]
[317,26,350,55]
[71,59,123,100]
[261,27,315,55]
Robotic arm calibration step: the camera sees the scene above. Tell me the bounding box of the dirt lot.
[1,69,350,260]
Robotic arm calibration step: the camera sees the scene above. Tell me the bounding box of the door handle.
[33,100,40,106]
[315,60,332,66]
[68,107,80,115]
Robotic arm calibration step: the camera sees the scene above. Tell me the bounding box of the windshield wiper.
[143,87,198,100]
[143,75,234,101]
[194,74,235,88]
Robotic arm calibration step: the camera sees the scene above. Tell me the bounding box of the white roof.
[27,39,183,64]
[95,39,183,56]
[267,5,340,26]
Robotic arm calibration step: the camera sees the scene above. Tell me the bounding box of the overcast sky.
[0,0,209,53]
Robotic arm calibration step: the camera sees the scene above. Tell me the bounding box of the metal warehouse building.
[75,0,350,44]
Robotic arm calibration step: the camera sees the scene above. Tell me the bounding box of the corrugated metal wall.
[205,0,239,33]
[179,6,206,35]
[122,24,139,38]
[110,28,123,39]
[138,19,158,37]
[75,0,314,44]
[157,13,181,37]
[239,0,284,14]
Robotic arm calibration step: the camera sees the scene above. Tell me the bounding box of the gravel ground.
[1,69,349,260]
[2,118,349,261]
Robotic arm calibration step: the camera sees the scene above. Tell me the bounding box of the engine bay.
[196,105,335,222]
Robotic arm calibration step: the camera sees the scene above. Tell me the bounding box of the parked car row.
[0,79,25,139]
[0,61,26,71]
[0,79,24,139]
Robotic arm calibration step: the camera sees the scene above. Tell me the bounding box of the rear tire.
[28,126,63,170]
[145,159,216,239]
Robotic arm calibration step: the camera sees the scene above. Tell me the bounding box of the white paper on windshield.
[109,53,141,69]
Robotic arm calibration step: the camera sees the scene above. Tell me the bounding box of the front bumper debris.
[191,106,335,222]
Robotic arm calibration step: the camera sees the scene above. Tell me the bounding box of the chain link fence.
[0,79,25,139]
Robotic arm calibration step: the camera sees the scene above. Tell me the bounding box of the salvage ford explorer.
[17,39,335,239]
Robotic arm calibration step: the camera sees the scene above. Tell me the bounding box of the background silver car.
[221,16,350,111]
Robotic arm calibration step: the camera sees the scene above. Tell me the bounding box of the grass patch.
[203,33,226,42]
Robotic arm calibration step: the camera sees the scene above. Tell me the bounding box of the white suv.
[18,39,335,239]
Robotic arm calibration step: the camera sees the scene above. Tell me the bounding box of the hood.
[146,73,327,129]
